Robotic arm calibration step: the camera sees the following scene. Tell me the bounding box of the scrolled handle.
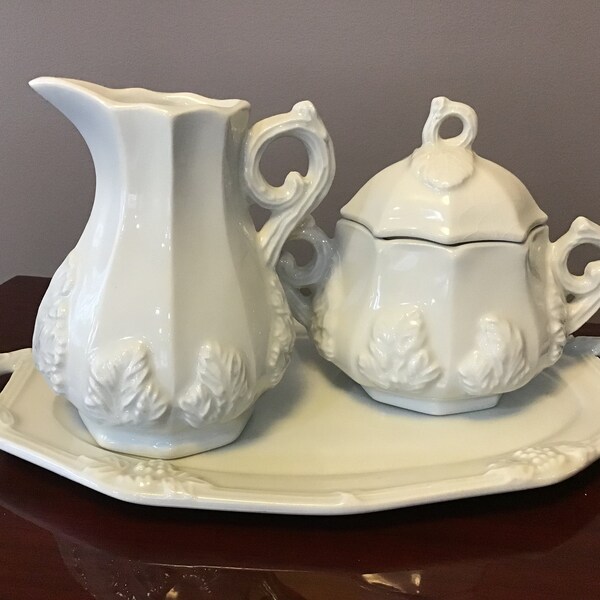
[551,216,600,333]
[243,101,335,268]
[277,216,334,328]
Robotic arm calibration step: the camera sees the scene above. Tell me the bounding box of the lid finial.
[422,97,478,149]
[412,97,478,190]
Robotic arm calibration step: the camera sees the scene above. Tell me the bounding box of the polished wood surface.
[1,276,599,599]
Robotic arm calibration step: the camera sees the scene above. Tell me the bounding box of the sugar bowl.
[281,97,600,414]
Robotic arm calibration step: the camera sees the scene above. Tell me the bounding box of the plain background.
[1,1,600,308]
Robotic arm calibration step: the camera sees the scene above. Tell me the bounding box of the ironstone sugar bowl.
[281,96,600,415]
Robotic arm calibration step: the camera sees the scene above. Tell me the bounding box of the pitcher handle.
[551,217,600,333]
[243,101,335,268]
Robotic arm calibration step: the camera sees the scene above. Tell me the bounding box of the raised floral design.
[78,455,209,496]
[485,443,598,483]
[459,316,530,396]
[84,341,167,426]
[32,254,76,396]
[411,143,474,190]
[265,270,295,386]
[505,447,567,475]
[358,308,441,391]
[178,344,253,426]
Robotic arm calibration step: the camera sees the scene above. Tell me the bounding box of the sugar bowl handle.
[552,217,600,333]
[243,102,335,269]
[276,216,334,328]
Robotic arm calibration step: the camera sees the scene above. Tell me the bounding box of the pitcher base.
[79,410,253,459]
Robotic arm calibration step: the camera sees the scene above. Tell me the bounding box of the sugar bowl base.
[363,387,500,416]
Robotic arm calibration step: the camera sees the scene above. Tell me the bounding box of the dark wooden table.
[1,276,599,600]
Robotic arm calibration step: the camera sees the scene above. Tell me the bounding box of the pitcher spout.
[30,77,115,124]
[30,77,123,176]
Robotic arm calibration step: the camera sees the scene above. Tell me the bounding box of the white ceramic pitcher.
[30,77,334,457]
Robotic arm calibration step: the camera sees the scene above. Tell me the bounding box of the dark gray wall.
[1,2,600,294]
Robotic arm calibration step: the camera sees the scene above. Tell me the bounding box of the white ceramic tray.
[1,335,600,515]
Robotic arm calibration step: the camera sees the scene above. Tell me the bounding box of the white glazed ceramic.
[1,334,600,514]
[281,97,600,415]
[29,77,334,458]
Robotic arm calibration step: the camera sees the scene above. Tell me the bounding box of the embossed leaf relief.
[178,344,252,426]
[266,271,295,385]
[459,317,530,396]
[546,275,568,364]
[79,455,208,496]
[358,309,441,391]
[84,342,167,426]
[311,283,335,361]
[33,254,76,396]
[33,301,69,394]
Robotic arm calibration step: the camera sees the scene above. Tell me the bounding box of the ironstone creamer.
[30,77,334,458]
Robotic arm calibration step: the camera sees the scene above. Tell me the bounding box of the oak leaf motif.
[178,344,252,426]
[358,308,441,391]
[84,341,167,426]
[459,316,530,396]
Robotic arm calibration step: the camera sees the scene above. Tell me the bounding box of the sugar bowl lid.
[341,97,548,244]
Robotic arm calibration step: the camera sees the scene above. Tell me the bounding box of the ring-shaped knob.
[422,96,478,149]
